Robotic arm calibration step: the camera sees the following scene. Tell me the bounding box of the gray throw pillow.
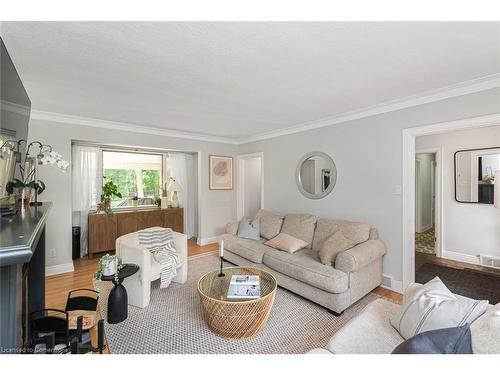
[237,217,260,240]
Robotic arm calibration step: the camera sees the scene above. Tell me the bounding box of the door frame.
[402,113,500,290]
[415,148,443,258]
[237,152,264,220]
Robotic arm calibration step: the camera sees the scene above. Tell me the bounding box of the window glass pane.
[102,151,162,207]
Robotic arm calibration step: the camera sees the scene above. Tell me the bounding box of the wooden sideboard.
[88,207,183,255]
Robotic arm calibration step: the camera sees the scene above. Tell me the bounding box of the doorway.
[415,152,437,256]
[237,153,264,220]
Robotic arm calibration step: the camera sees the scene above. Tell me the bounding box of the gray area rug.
[99,252,379,354]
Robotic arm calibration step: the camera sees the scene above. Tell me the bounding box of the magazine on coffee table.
[227,275,261,299]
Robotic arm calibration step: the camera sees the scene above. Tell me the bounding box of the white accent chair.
[116,227,188,308]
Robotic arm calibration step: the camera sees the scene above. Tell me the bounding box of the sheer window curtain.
[167,153,196,238]
[72,145,100,257]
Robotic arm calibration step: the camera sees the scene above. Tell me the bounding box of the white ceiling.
[1,22,499,141]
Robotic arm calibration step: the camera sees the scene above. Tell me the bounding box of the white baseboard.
[197,236,220,246]
[381,274,403,293]
[441,250,480,265]
[46,262,74,276]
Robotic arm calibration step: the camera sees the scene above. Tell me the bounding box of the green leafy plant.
[93,254,121,292]
[8,178,46,195]
[101,177,122,203]
[152,196,161,207]
[98,177,122,213]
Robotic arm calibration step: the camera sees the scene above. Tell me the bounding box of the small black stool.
[101,264,139,324]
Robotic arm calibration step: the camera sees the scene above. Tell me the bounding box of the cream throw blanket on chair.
[138,228,178,289]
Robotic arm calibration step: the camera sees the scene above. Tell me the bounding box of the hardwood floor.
[46,238,217,309]
[45,239,402,354]
[373,286,403,304]
[416,251,500,276]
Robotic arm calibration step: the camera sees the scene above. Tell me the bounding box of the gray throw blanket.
[138,228,178,289]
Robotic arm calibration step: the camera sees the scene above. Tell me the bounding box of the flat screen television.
[0,37,31,201]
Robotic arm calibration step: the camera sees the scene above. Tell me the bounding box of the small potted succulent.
[98,177,122,213]
[93,254,121,292]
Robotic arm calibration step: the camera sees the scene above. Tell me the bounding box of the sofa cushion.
[262,248,348,294]
[318,231,356,266]
[390,277,489,340]
[264,233,308,254]
[225,220,240,235]
[470,303,500,354]
[327,299,404,354]
[220,233,271,264]
[312,219,371,251]
[255,209,285,240]
[281,213,317,249]
[237,217,260,240]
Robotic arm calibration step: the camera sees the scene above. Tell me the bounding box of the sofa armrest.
[225,220,240,235]
[335,240,385,273]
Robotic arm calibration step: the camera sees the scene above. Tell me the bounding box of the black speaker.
[72,226,81,260]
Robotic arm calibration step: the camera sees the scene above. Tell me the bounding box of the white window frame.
[101,147,165,211]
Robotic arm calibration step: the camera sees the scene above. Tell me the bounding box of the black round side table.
[101,263,139,324]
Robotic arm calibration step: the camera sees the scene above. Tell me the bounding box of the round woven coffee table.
[197,266,277,339]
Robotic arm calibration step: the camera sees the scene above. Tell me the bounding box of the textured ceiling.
[1,22,499,140]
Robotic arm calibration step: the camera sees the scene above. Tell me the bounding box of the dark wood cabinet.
[88,208,183,256]
[89,212,118,253]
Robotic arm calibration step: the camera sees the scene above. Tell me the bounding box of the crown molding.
[29,73,500,145]
[236,73,500,144]
[30,110,239,145]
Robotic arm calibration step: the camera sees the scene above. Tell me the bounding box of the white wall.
[238,87,500,283]
[28,118,238,270]
[416,125,500,262]
[242,157,262,219]
[415,153,435,232]
[28,87,500,279]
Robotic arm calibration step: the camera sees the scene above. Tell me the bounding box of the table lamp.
[167,179,182,208]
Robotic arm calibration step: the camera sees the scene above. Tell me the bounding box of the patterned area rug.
[415,227,435,254]
[99,253,379,354]
[415,262,500,304]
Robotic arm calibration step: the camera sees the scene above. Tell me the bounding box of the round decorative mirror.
[295,151,337,199]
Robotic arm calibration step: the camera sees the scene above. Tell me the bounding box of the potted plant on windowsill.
[131,196,139,207]
[98,177,122,214]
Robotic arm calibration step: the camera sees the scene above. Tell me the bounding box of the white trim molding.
[197,236,220,246]
[381,274,404,293]
[402,113,500,290]
[239,73,500,144]
[46,262,74,277]
[31,110,239,145]
[30,74,500,146]
[441,250,480,265]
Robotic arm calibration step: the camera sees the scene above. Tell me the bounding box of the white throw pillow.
[390,277,489,340]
